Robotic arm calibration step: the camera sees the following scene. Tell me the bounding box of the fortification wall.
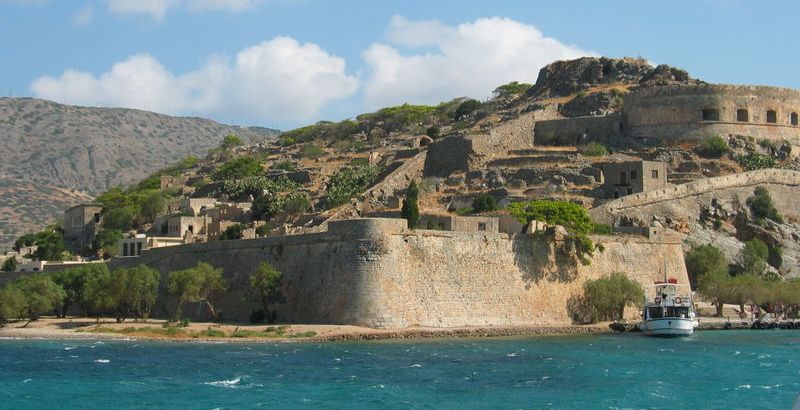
[533,113,623,146]
[590,169,800,224]
[623,84,800,143]
[110,218,687,328]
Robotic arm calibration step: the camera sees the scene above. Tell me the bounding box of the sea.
[0,330,797,409]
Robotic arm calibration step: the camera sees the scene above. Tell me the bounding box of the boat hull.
[640,318,695,337]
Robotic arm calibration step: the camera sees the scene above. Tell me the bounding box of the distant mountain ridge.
[0,97,280,249]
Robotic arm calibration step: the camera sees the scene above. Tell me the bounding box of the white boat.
[638,278,699,337]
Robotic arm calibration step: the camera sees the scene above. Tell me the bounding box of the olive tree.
[249,262,285,323]
[167,262,226,320]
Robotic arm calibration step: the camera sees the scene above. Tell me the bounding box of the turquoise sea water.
[0,331,798,409]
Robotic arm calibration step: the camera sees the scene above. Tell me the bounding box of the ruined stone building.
[63,203,103,253]
[598,161,668,198]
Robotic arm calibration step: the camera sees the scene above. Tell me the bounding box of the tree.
[7,274,65,326]
[472,193,498,213]
[91,229,122,259]
[32,229,68,261]
[109,265,160,322]
[53,264,110,317]
[167,262,226,320]
[2,256,17,272]
[697,268,732,317]
[13,233,37,251]
[684,244,728,287]
[401,180,420,229]
[219,224,245,240]
[583,272,644,322]
[283,193,311,215]
[741,238,769,276]
[102,207,134,231]
[747,187,783,224]
[249,262,285,323]
[140,191,166,222]
[0,284,24,324]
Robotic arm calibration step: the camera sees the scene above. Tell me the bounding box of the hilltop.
[0,97,279,248]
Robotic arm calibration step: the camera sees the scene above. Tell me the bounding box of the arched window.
[737,109,749,122]
[766,110,777,123]
[702,108,720,121]
[791,112,798,126]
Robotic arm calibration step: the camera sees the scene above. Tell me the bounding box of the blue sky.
[1,0,798,130]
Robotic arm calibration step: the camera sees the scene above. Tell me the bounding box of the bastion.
[110,218,688,328]
[534,84,800,145]
[624,84,800,143]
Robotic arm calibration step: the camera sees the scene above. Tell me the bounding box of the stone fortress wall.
[623,84,800,143]
[590,169,800,224]
[533,84,800,145]
[110,218,688,328]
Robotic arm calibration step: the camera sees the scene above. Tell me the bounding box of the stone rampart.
[623,84,800,143]
[533,113,623,145]
[590,169,800,224]
[109,218,687,328]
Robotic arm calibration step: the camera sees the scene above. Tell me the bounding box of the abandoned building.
[63,204,103,253]
[598,161,668,198]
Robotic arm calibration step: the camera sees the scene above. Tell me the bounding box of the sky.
[1,0,799,130]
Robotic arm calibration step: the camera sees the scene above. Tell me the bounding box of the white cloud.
[185,0,261,12]
[105,0,260,20]
[106,0,178,21]
[30,37,358,125]
[72,5,94,25]
[362,16,593,109]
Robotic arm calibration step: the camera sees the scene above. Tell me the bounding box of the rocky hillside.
[0,97,279,249]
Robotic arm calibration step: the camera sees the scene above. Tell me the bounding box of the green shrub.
[272,161,296,171]
[578,142,609,157]
[302,144,325,159]
[507,200,597,265]
[350,157,370,167]
[699,136,729,158]
[425,125,441,139]
[220,176,297,200]
[283,193,311,215]
[324,165,380,209]
[221,134,244,149]
[198,327,226,338]
[255,223,271,237]
[736,153,776,171]
[455,207,473,216]
[213,157,262,181]
[747,186,783,223]
[2,256,17,272]
[583,272,644,322]
[454,99,481,120]
[493,81,532,98]
[219,224,245,240]
[471,193,498,213]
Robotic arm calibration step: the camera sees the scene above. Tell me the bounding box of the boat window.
[666,307,690,318]
[648,307,663,319]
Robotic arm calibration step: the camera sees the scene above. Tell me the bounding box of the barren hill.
[0,97,279,249]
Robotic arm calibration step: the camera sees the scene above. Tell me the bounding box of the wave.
[204,377,263,389]
[94,359,110,363]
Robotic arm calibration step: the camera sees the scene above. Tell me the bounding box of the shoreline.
[1,317,795,343]
[0,317,610,343]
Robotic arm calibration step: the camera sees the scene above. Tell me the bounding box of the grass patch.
[289,331,317,338]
